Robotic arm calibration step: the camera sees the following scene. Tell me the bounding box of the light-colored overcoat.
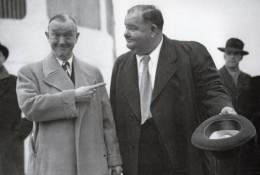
[16,53,122,175]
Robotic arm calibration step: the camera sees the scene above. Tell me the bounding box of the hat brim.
[191,114,255,151]
[218,47,249,55]
[0,45,9,60]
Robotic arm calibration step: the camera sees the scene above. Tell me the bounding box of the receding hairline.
[126,5,164,30]
[127,5,156,14]
[47,14,77,31]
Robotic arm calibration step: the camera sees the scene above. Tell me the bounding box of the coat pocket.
[27,133,42,175]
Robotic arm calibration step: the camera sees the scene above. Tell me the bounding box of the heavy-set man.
[110,5,236,175]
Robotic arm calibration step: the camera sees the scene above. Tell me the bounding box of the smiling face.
[124,10,154,55]
[224,51,243,69]
[45,17,79,61]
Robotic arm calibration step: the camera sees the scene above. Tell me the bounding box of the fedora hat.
[0,43,9,60]
[218,38,249,55]
[191,114,255,158]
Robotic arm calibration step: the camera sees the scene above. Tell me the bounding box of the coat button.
[130,114,134,120]
[130,144,135,149]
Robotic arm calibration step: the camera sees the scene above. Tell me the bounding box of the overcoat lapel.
[72,56,97,166]
[42,53,74,90]
[151,36,178,103]
[72,56,96,122]
[222,66,237,93]
[123,52,141,122]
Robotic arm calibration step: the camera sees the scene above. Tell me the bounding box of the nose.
[229,54,236,59]
[58,36,66,45]
[124,29,130,39]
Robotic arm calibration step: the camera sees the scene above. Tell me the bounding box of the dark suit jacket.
[219,66,251,118]
[218,66,254,174]
[110,35,232,175]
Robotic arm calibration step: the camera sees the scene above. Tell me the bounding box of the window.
[0,0,26,19]
[46,0,101,30]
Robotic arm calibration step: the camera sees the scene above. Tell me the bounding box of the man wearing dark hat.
[218,38,254,175]
[0,43,32,174]
[218,38,251,124]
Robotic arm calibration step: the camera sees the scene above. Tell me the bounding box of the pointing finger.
[89,82,106,90]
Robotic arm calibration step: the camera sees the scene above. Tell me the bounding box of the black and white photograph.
[0,0,260,174]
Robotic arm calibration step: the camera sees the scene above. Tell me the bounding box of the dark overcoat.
[219,66,251,118]
[110,36,232,175]
[0,75,32,175]
[219,66,254,175]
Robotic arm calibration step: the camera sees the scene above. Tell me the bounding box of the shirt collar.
[225,66,240,75]
[136,37,163,64]
[55,55,73,67]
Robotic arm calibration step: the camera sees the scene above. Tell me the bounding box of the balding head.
[127,5,164,31]
[48,14,77,32]
[45,14,79,61]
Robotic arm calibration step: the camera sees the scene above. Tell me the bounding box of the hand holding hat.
[219,106,237,115]
[191,114,256,159]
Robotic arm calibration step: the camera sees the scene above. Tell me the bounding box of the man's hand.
[108,166,123,175]
[219,106,237,115]
[74,82,106,102]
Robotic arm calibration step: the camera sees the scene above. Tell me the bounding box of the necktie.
[140,55,152,124]
[62,61,70,77]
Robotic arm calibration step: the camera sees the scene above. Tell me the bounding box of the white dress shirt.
[136,37,163,89]
[56,56,73,76]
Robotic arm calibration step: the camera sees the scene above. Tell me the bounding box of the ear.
[75,32,80,44]
[45,32,49,40]
[150,24,158,38]
[224,53,227,60]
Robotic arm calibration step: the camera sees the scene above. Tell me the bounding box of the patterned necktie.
[140,55,152,124]
[62,61,70,77]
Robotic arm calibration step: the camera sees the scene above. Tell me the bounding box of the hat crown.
[226,38,244,50]
[0,43,9,59]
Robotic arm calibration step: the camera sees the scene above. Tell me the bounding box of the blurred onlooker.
[218,38,254,175]
[0,43,32,175]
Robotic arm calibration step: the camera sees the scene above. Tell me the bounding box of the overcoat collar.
[123,51,141,121]
[123,35,179,121]
[42,53,93,91]
[151,35,178,103]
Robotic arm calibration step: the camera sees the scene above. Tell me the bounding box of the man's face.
[124,11,153,55]
[0,51,6,67]
[45,19,79,61]
[224,51,243,69]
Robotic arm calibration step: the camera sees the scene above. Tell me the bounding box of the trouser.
[138,118,174,175]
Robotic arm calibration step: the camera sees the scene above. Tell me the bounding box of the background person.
[218,38,254,175]
[0,43,32,175]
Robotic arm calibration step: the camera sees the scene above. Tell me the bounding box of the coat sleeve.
[95,68,122,167]
[110,58,120,123]
[16,65,78,122]
[190,42,233,116]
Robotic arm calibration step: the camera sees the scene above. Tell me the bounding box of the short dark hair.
[48,14,77,31]
[127,5,164,30]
